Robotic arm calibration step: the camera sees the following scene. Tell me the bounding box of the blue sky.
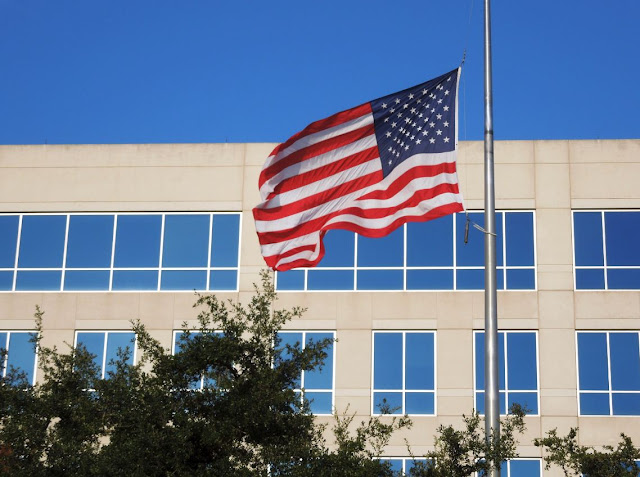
[1,0,638,145]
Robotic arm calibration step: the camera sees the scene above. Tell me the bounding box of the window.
[277,331,335,415]
[372,331,435,415]
[577,331,640,416]
[474,331,539,415]
[573,210,640,289]
[380,457,429,474]
[478,459,542,476]
[0,331,37,385]
[0,212,241,292]
[75,331,136,379]
[276,211,535,291]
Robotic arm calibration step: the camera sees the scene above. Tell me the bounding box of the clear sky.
[1,0,638,145]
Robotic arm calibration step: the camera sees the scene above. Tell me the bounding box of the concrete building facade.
[1,140,639,475]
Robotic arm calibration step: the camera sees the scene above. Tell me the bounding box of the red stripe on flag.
[358,161,459,201]
[259,122,375,187]
[266,145,380,199]
[253,169,384,222]
[267,103,372,159]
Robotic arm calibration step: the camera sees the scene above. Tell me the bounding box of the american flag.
[253,68,464,271]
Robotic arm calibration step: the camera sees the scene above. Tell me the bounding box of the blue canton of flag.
[371,69,457,177]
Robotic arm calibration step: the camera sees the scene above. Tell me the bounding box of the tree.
[0,271,407,476]
[407,405,527,476]
[534,428,640,477]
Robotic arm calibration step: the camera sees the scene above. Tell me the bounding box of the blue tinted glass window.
[4,212,239,292]
[276,270,305,290]
[76,332,105,376]
[605,212,640,266]
[574,211,640,290]
[373,391,402,414]
[506,269,535,289]
[304,332,333,390]
[407,215,453,266]
[210,214,240,267]
[608,269,640,290]
[475,332,537,415]
[577,333,609,390]
[612,394,640,416]
[18,215,67,268]
[357,228,403,267]
[610,333,640,391]
[405,333,434,390]
[114,215,161,267]
[507,460,541,477]
[66,215,114,268]
[0,215,19,268]
[163,215,209,267]
[578,331,640,416]
[356,269,403,290]
[64,270,110,291]
[304,391,332,414]
[161,270,206,291]
[0,272,13,290]
[380,459,403,473]
[3,332,37,385]
[317,230,354,267]
[307,270,353,290]
[373,332,435,415]
[573,212,604,266]
[507,333,537,390]
[77,332,135,379]
[505,212,534,266]
[407,269,453,290]
[457,212,484,267]
[576,268,605,289]
[15,271,61,291]
[209,270,237,291]
[580,393,610,415]
[112,270,158,290]
[278,331,334,415]
[457,269,484,290]
[405,392,434,414]
[457,212,504,267]
[374,333,402,390]
[104,332,135,376]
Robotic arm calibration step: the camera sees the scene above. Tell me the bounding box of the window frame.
[0,330,39,385]
[74,330,137,380]
[472,330,540,416]
[576,330,640,417]
[572,209,640,291]
[277,330,336,416]
[275,210,537,292]
[379,457,430,474]
[0,212,242,292]
[371,330,437,416]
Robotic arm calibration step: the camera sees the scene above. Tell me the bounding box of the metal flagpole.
[483,0,500,475]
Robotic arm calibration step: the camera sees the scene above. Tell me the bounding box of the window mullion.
[606,332,613,415]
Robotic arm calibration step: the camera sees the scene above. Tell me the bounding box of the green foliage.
[0,271,402,476]
[534,428,640,477]
[408,405,527,477]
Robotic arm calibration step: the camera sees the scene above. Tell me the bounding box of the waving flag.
[253,68,464,271]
